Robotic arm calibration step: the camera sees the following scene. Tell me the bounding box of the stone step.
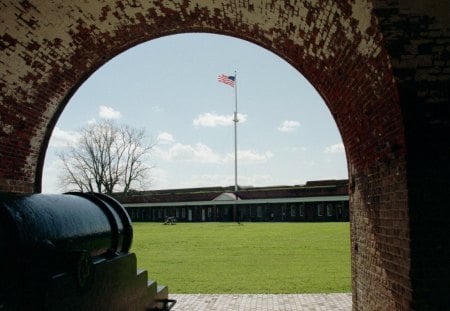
[156,284,169,300]
[147,279,158,296]
[151,284,170,310]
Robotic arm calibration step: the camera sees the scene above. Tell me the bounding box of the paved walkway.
[170,293,352,311]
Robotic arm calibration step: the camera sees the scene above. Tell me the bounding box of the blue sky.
[42,33,347,193]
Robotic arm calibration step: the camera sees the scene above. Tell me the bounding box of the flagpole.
[233,70,238,193]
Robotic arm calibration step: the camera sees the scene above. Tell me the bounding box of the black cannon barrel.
[0,192,132,264]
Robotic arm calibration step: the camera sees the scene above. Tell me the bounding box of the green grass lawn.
[131,222,351,293]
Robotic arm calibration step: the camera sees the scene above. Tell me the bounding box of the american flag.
[218,74,235,87]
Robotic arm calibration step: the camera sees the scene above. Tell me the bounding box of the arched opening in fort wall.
[1,1,449,310]
[42,32,352,295]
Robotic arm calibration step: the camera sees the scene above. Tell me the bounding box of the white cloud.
[155,141,272,164]
[41,157,65,193]
[49,127,81,148]
[277,120,300,132]
[193,112,247,127]
[156,142,222,163]
[99,105,122,119]
[324,143,345,154]
[157,132,175,145]
[148,167,170,189]
[225,150,274,163]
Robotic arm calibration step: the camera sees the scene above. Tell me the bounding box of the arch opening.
[43,33,351,294]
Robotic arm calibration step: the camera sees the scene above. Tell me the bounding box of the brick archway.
[1,1,449,310]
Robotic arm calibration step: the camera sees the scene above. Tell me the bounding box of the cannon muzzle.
[0,192,132,274]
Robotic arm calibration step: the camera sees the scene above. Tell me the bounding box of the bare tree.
[58,121,153,194]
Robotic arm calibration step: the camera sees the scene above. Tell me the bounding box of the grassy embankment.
[132,222,350,293]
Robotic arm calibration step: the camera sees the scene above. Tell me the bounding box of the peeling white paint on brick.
[351,0,373,36]
[1,123,14,135]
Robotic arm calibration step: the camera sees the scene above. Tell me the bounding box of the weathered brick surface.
[0,0,448,310]
[372,1,450,309]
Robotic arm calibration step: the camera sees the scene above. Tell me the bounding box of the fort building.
[115,179,349,223]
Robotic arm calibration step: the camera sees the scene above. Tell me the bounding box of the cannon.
[0,192,173,311]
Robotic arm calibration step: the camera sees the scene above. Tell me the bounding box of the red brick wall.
[0,1,448,309]
[373,1,450,309]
